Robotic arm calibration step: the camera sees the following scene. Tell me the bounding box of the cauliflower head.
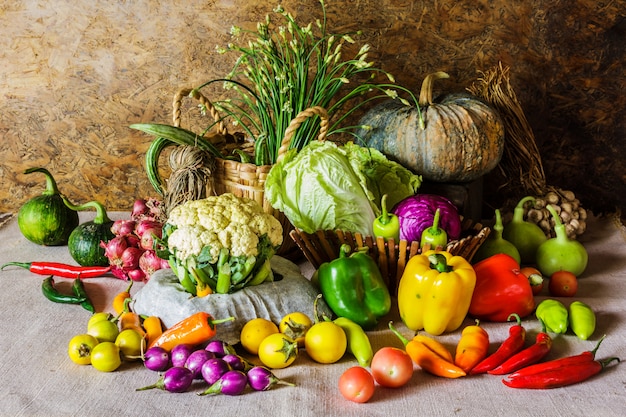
[166,193,283,262]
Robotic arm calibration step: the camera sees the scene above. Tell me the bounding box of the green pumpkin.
[357,71,505,183]
[17,167,79,246]
[63,198,115,266]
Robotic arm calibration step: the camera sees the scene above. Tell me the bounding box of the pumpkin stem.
[418,71,451,106]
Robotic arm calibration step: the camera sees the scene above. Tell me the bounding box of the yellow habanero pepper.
[397,250,476,336]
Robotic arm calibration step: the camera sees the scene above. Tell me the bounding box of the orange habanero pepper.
[454,320,490,373]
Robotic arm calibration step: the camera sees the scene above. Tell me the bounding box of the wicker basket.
[290,218,490,295]
[171,88,329,259]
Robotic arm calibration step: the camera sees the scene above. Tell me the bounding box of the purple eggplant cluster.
[136,339,295,395]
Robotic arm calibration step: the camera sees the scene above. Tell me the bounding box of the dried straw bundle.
[467,62,546,195]
[165,145,216,215]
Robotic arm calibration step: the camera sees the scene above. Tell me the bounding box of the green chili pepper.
[536,299,569,334]
[373,194,400,242]
[420,208,448,249]
[41,276,86,305]
[71,277,95,313]
[569,301,596,340]
[317,244,391,330]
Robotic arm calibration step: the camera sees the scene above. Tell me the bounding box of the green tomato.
[115,329,146,361]
[87,319,120,343]
[67,334,100,365]
[90,342,122,372]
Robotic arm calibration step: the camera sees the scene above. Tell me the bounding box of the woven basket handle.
[172,88,228,136]
[276,106,329,163]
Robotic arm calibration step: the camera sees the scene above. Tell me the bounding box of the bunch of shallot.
[100,198,169,281]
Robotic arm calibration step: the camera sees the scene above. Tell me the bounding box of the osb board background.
[1,0,624,217]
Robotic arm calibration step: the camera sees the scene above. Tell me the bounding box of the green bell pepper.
[536,299,568,334]
[317,244,391,330]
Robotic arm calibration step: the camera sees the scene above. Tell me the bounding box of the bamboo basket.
[172,88,328,259]
[290,218,490,295]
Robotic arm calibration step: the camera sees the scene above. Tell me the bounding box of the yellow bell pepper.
[397,250,476,335]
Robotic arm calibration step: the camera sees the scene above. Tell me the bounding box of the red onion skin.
[139,250,162,278]
[392,194,462,243]
[140,228,162,250]
[121,247,142,271]
[135,220,163,238]
[111,220,136,236]
[100,236,129,267]
[131,199,148,220]
[127,268,146,282]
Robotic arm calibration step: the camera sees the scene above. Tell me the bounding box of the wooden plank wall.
[1,0,624,216]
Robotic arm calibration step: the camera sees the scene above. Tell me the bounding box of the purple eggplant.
[198,370,248,396]
[170,344,195,368]
[222,354,254,372]
[136,366,194,393]
[185,349,215,379]
[247,366,295,391]
[205,340,237,358]
[201,357,232,385]
[143,346,170,372]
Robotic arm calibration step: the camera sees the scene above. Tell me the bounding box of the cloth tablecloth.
[1,212,625,417]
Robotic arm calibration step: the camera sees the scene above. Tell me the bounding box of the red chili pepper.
[470,313,526,375]
[1,261,111,279]
[488,320,552,375]
[502,357,620,389]
[504,336,605,380]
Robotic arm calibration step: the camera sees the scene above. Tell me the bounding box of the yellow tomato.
[304,321,347,364]
[90,342,122,372]
[279,312,312,347]
[115,329,146,361]
[240,318,279,355]
[87,318,120,343]
[67,334,99,365]
[257,333,298,369]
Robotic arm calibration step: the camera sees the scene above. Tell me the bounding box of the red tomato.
[370,347,414,388]
[520,266,544,295]
[338,366,375,403]
[549,270,578,297]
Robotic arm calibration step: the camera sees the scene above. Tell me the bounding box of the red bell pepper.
[468,253,535,322]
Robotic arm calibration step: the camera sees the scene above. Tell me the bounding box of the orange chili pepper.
[142,315,163,347]
[389,322,466,378]
[454,320,490,373]
[148,312,234,352]
[115,297,146,337]
[413,333,454,363]
[112,281,133,315]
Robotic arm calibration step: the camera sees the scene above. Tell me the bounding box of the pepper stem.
[428,253,453,273]
[61,196,112,225]
[388,321,410,347]
[507,313,522,325]
[378,194,391,225]
[24,167,60,196]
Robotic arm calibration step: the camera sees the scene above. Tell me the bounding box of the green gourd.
[62,197,115,266]
[472,209,521,264]
[502,196,547,265]
[536,205,588,277]
[17,167,79,246]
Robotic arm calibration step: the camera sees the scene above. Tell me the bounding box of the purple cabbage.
[392,194,462,242]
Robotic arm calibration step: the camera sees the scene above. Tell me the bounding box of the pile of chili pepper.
[502,336,620,389]
[470,313,527,374]
[41,275,95,313]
